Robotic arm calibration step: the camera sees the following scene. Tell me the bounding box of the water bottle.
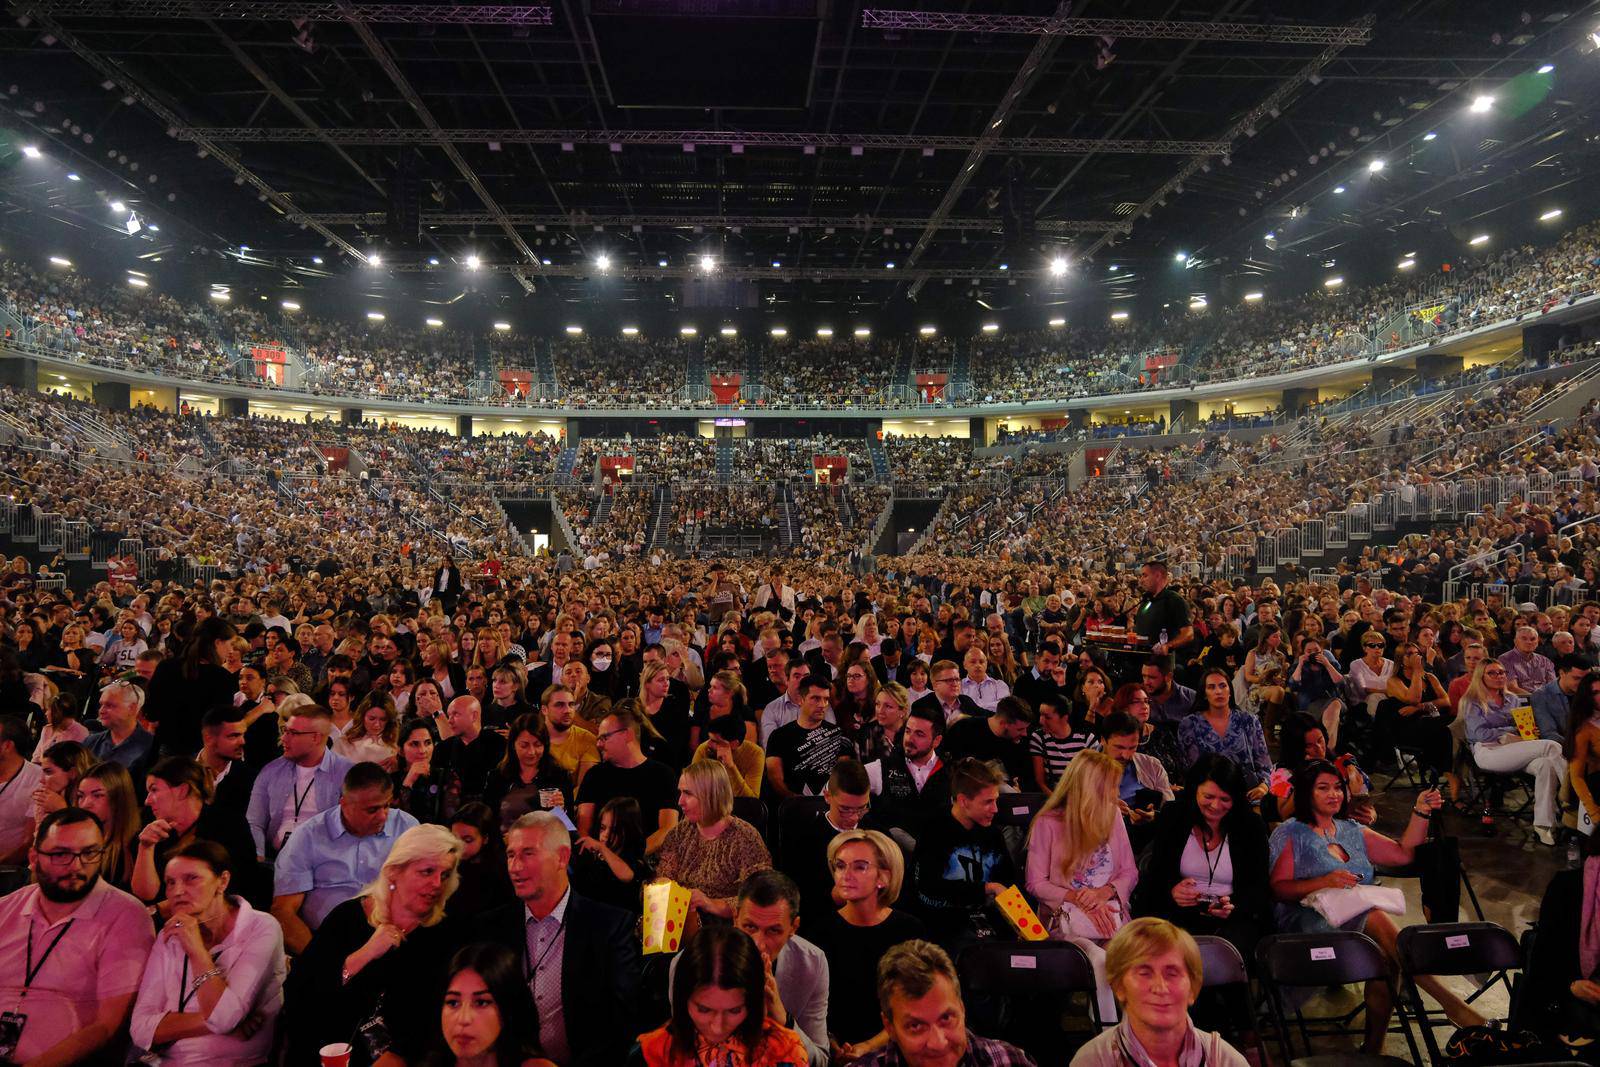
[1158,628,1169,649]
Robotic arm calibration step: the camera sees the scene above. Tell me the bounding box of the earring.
[388,883,396,891]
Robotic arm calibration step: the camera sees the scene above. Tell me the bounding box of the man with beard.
[0,808,155,1065]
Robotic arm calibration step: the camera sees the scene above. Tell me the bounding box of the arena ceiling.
[2,0,1599,312]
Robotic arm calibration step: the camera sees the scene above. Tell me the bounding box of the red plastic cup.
[319,1043,353,1067]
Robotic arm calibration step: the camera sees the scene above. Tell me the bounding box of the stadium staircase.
[685,336,707,399]
[647,485,672,550]
[43,404,131,460]
[778,486,800,548]
[198,306,245,375]
[746,337,764,392]
[531,339,559,396]
[890,340,917,395]
[594,491,614,525]
[836,490,855,529]
[554,446,580,484]
[715,440,734,483]
[950,339,972,393]
[867,437,891,483]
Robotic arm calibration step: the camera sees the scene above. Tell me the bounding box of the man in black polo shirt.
[765,675,858,797]
[1133,559,1193,657]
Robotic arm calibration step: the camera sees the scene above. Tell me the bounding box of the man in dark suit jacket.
[475,811,641,1067]
[431,554,464,614]
[911,659,985,725]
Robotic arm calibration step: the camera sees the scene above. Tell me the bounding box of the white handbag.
[1305,884,1406,927]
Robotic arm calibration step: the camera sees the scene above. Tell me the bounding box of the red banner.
[320,446,349,473]
[499,370,533,397]
[599,455,633,486]
[1143,351,1179,370]
[250,344,286,386]
[916,372,948,403]
[710,373,742,405]
[813,454,848,484]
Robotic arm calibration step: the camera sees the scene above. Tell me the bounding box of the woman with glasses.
[1462,660,1566,845]
[1113,683,1185,785]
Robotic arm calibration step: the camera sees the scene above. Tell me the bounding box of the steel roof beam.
[175,127,1226,154]
[860,10,1373,46]
[388,262,1031,280]
[301,211,1126,233]
[16,1,552,24]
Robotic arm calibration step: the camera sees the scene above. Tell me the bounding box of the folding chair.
[731,796,768,840]
[1374,836,1488,924]
[957,940,1107,1062]
[1395,923,1522,1067]
[1257,931,1423,1067]
[1193,935,1271,1067]
[994,791,1047,828]
[771,794,826,865]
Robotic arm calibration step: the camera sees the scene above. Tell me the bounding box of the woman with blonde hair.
[809,829,925,1061]
[285,824,464,1066]
[1027,750,1138,1021]
[335,692,401,768]
[652,759,771,921]
[864,682,911,762]
[854,614,884,658]
[637,659,692,767]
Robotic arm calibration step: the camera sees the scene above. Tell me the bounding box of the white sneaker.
[1535,825,1557,847]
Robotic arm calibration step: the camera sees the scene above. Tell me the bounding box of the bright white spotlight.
[1469,234,1490,245]
[1333,185,1346,194]
[1540,208,1563,221]
[1049,257,1067,276]
[110,200,126,212]
[981,322,1000,332]
[680,326,698,336]
[21,145,41,159]
[366,253,381,266]
[367,311,385,320]
[428,257,440,266]
[770,327,788,338]
[126,277,148,288]
[622,326,639,336]
[1324,276,1344,288]
[699,255,715,272]
[465,254,481,270]
[595,254,610,271]
[48,256,71,267]
[1470,94,1494,113]
[426,317,444,327]
[1048,317,1066,327]
[1174,251,1187,262]
[720,326,737,337]
[1398,258,1416,270]
[854,327,871,338]
[1110,311,1129,321]
[209,291,229,302]
[281,300,300,310]
[493,321,511,331]
[1243,292,1263,302]
[919,325,936,336]
[565,325,582,335]
[312,256,324,265]
[65,172,80,181]
[658,259,668,267]
[885,262,895,270]
[1422,132,1437,141]
[1367,159,1385,172]
[1538,64,1555,74]
[817,327,834,337]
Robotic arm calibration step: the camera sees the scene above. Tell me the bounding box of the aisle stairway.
[715,440,734,484]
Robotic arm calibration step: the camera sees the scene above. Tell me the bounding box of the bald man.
[435,695,508,820]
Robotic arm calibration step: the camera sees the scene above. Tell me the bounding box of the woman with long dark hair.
[484,714,574,832]
[635,926,807,1067]
[446,801,514,917]
[146,616,239,755]
[424,943,554,1067]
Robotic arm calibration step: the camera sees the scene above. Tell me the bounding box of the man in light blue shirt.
[246,704,352,859]
[270,761,418,953]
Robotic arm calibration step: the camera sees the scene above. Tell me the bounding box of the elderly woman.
[652,759,772,921]
[285,824,464,1067]
[1068,919,1250,1067]
[129,840,287,1065]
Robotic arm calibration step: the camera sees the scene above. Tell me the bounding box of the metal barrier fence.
[37,513,64,553]
[64,520,89,558]
[13,507,37,542]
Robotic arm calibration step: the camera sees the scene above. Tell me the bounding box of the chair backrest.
[957,941,1099,1000]
[1194,935,1248,988]
[772,794,827,862]
[732,796,769,840]
[995,791,1047,828]
[1256,931,1392,987]
[1395,922,1520,979]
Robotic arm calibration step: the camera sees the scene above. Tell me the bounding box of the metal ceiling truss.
[176,127,1226,155]
[15,1,552,23]
[19,10,365,261]
[302,210,1127,234]
[904,1,1072,299]
[1081,14,1375,260]
[341,8,543,284]
[860,10,1373,46]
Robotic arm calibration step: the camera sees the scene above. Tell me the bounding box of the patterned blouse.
[1177,711,1272,787]
[652,816,772,902]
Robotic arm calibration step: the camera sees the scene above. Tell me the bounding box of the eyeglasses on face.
[37,846,103,867]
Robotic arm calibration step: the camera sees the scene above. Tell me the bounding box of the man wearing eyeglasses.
[779,758,883,917]
[245,705,352,862]
[0,808,155,1066]
[575,707,680,851]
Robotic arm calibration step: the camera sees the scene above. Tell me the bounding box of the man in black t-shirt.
[576,706,681,850]
[766,675,859,797]
[435,696,508,821]
[1133,560,1192,656]
[939,696,1036,790]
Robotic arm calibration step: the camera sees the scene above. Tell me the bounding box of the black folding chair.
[1193,935,1271,1067]
[994,791,1047,828]
[1395,922,1522,1067]
[958,940,1107,1062]
[1257,931,1423,1067]
[731,796,768,840]
[772,794,826,864]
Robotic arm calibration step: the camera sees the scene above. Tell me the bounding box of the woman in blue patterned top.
[1268,760,1483,1052]
[1177,670,1271,801]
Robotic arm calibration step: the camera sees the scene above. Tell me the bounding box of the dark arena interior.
[5,1,1600,1064]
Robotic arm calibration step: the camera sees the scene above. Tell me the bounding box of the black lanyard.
[290,773,317,820]
[1198,830,1226,889]
[178,954,197,1012]
[0,764,26,806]
[24,918,74,992]
[523,914,567,984]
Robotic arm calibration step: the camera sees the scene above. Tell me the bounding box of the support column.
[220,397,249,419]
[1067,409,1088,430]
[457,415,473,438]
[92,381,130,411]
[341,407,362,426]
[1368,365,1410,392]
[0,356,38,391]
[968,416,988,446]
[1168,398,1199,428]
[1281,387,1318,415]
[1415,354,1463,381]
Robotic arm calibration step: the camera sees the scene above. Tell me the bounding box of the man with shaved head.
[435,694,507,819]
